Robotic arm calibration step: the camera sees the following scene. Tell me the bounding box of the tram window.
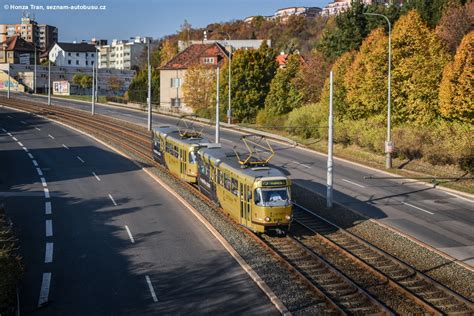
[231,178,238,196]
[173,146,179,158]
[189,151,197,164]
[217,170,222,185]
[224,174,231,190]
[254,188,290,207]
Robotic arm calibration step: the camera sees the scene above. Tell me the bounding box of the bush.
[285,102,327,139]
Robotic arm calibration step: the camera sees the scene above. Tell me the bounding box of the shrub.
[286,102,327,139]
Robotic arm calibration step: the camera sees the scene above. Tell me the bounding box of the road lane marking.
[20,120,27,125]
[342,178,366,188]
[45,220,53,237]
[38,272,51,306]
[145,275,158,302]
[92,172,101,181]
[17,141,23,146]
[108,194,117,206]
[62,144,69,150]
[36,168,43,176]
[45,201,52,215]
[32,160,39,167]
[125,225,135,243]
[77,156,85,163]
[44,243,53,263]
[28,153,34,159]
[292,160,311,169]
[48,134,54,139]
[402,202,434,215]
[1,128,6,132]
[35,127,41,131]
[12,137,18,141]
[7,132,12,136]
[22,147,28,152]
[44,188,50,199]
[40,177,47,187]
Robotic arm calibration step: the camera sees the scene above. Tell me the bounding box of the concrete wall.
[0,71,25,92]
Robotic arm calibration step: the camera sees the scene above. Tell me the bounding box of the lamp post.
[147,37,152,131]
[34,45,37,94]
[364,12,392,169]
[91,56,95,114]
[47,59,51,105]
[206,30,232,124]
[7,63,10,99]
[215,66,220,143]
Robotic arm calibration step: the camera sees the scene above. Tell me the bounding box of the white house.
[49,42,97,67]
[98,37,148,70]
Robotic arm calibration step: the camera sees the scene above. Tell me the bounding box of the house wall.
[159,69,193,113]
[49,44,97,67]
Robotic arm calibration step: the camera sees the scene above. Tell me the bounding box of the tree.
[221,42,277,122]
[107,76,124,96]
[182,64,217,114]
[391,10,451,124]
[344,28,388,119]
[127,69,159,104]
[294,50,332,104]
[435,1,473,54]
[159,39,178,67]
[264,54,303,116]
[439,31,474,123]
[72,74,92,92]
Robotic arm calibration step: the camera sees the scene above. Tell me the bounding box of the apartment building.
[0,36,36,64]
[244,6,321,23]
[321,0,394,16]
[98,37,148,70]
[49,42,97,67]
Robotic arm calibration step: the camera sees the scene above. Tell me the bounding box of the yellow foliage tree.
[439,31,474,123]
[392,10,451,124]
[182,64,216,112]
[344,28,388,120]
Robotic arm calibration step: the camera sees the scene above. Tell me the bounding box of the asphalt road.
[0,106,278,315]
[4,92,472,268]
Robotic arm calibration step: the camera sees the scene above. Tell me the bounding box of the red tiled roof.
[161,43,229,70]
[1,35,35,52]
[276,54,289,66]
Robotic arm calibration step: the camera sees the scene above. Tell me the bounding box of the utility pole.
[227,45,232,124]
[327,71,334,209]
[91,58,95,115]
[215,66,220,143]
[34,45,37,94]
[95,49,98,103]
[7,63,10,99]
[47,60,51,105]
[147,37,152,131]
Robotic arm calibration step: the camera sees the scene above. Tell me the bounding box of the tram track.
[2,96,473,315]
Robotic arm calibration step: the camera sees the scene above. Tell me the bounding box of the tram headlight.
[285,215,292,221]
[264,217,271,222]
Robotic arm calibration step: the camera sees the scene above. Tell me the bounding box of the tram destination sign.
[262,180,287,187]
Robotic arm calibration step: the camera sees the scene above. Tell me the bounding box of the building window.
[86,61,88,66]
[76,53,79,57]
[91,53,94,57]
[203,57,215,64]
[170,78,181,88]
[76,60,79,65]
[68,52,71,56]
[171,98,181,108]
[68,60,71,65]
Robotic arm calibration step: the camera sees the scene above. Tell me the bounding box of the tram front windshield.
[255,188,290,207]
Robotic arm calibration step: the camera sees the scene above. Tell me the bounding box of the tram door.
[240,184,251,227]
[179,149,186,177]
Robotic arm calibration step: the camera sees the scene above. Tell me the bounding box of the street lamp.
[147,37,152,131]
[206,30,232,124]
[34,44,37,94]
[364,12,392,169]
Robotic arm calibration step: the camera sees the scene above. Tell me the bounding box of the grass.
[53,94,108,104]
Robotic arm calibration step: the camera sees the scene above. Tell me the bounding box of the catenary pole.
[91,58,95,115]
[215,66,220,143]
[47,60,51,105]
[7,63,10,99]
[327,71,334,209]
[147,38,152,131]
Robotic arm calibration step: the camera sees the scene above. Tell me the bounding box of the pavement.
[0,106,278,315]
[3,92,472,268]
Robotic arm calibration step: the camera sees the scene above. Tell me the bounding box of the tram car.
[197,145,292,234]
[152,125,209,183]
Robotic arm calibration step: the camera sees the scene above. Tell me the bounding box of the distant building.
[273,7,322,21]
[98,37,148,70]
[159,43,229,113]
[49,42,97,67]
[178,39,271,53]
[0,36,36,64]
[0,15,58,52]
[321,0,396,16]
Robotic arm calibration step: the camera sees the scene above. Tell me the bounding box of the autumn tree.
[221,42,277,122]
[435,1,473,54]
[159,39,178,67]
[439,31,474,123]
[182,64,217,117]
[294,50,331,104]
[264,54,303,116]
[344,28,388,119]
[391,10,451,124]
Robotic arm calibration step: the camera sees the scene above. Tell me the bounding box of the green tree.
[182,64,216,115]
[439,31,474,123]
[127,69,160,104]
[221,42,277,122]
[264,54,302,116]
[391,10,451,124]
[344,28,388,119]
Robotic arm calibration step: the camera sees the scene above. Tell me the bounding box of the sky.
[1,0,330,42]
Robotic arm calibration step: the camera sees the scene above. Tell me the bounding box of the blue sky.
[1,0,330,42]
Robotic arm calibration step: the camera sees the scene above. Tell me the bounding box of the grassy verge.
[51,94,108,104]
[249,126,473,194]
[0,206,23,315]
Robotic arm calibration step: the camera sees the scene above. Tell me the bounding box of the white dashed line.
[45,201,52,215]
[35,127,41,131]
[20,120,27,125]
[28,153,34,159]
[108,194,117,206]
[77,156,85,163]
[341,178,366,188]
[125,225,135,243]
[7,132,12,136]
[44,188,50,199]
[12,137,18,141]
[32,160,39,167]
[62,144,69,150]
[22,147,28,152]
[45,220,53,237]
[40,177,47,187]
[1,128,6,132]
[17,142,23,146]
[38,272,51,306]
[292,160,311,169]
[36,168,43,176]
[92,172,101,181]
[44,243,53,263]
[145,275,158,302]
[402,202,434,215]
[48,134,54,139]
